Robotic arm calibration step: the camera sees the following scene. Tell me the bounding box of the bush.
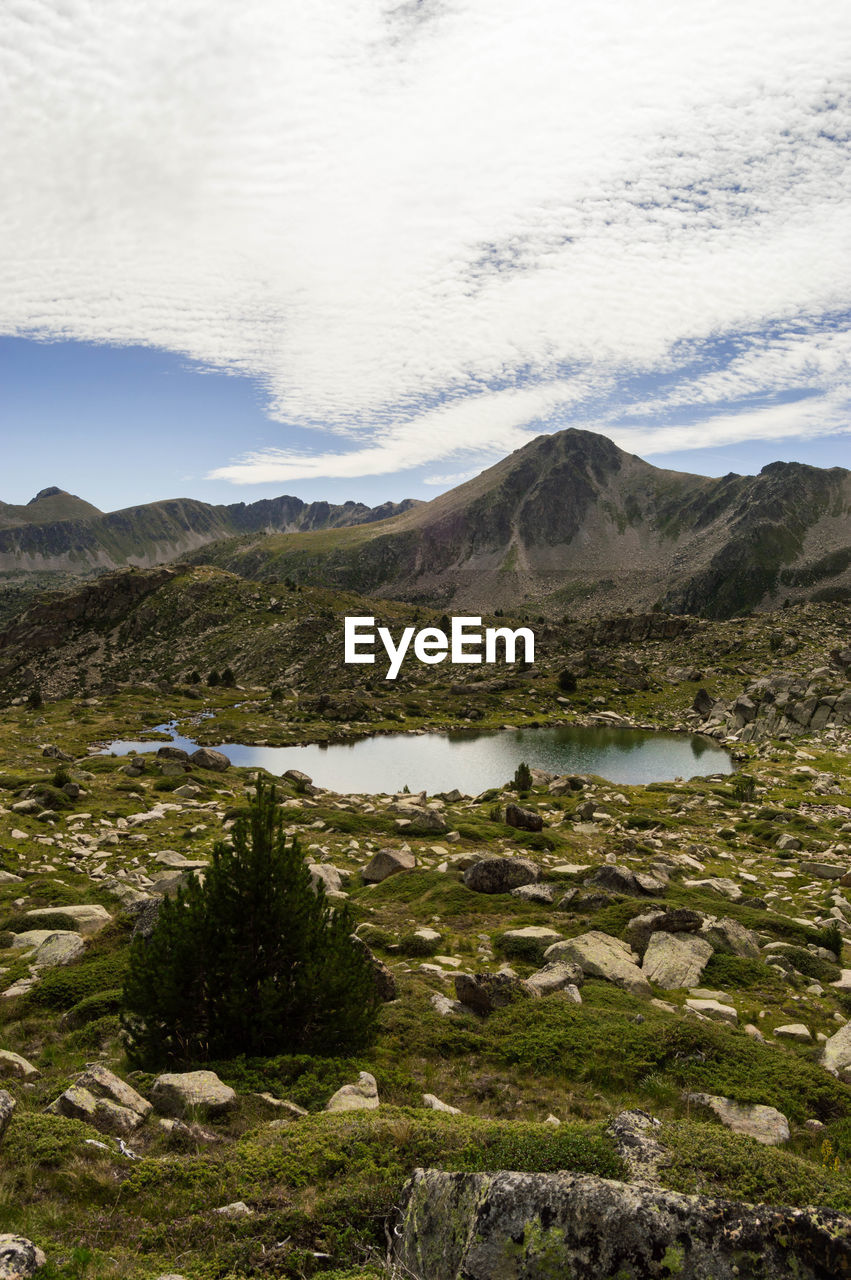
[122,778,380,1066]
[731,774,757,802]
[513,761,533,792]
[557,668,577,693]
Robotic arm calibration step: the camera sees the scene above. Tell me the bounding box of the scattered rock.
[423,1093,462,1115]
[324,1071,379,1113]
[213,1201,253,1217]
[454,972,536,1015]
[189,747,230,771]
[821,1020,851,1081]
[774,1023,812,1042]
[150,1071,236,1118]
[504,803,543,832]
[0,1050,39,1081]
[544,931,651,996]
[361,848,416,884]
[685,1092,790,1144]
[685,998,738,1024]
[641,932,713,990]
[0,1091,15,1143]
[0,1236,47,1279]
[24,904,111,936]
[526,959,584,997]
[463,857,539,894]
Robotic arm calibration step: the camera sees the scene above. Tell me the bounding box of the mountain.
[0,486,103,528]
[0,489,420,573]
[183,429,851,618]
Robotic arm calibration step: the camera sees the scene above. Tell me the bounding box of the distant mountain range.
[2,431,850,618]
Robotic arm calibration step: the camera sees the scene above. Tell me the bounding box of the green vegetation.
[122,779,379,1065]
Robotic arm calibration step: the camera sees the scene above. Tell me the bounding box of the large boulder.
[641,932,713,990]
[24,905,111,936]
[544,931,651,996]
[48,1086,142,1138]
[525,960,583,999]
[349,934,398,1002]
[393,1168,849,1279]
[0,1050,39,1081]
[685,1092,790,1145]
[699,916,760,957]
[0,1236,47,1278]
[822,1020,851,1081]
[504,804,543,833]
[463,857,539,895]
[324,1071,379,1113]
[150,1071,236,1118]
[189,748,230,771]
[361,848,416,884]
[625,908,703,957]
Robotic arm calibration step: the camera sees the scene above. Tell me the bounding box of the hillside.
[185,430,851,619]
[0,583,850,1276]
[0,488,419,574]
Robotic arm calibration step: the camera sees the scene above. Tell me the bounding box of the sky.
[1,0,850,512]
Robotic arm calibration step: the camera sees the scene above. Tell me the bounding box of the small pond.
[103,722,733,794]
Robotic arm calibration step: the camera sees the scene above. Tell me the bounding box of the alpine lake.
[103,721,734,793]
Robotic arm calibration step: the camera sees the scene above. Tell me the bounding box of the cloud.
[1,0,850,480]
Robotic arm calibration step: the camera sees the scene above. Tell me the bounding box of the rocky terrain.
[0,486,418,577]
[0,582,850,1276]
[184,429,851,618]
[4,430,850,625]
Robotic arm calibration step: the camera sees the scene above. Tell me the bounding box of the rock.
[349,934,398,1001]
[641,932,713,990]
[150,1071,236,1118]
[31,931,86,968]
[0,871,22,884]
[683,876,743,901]
[699,915,761,957]
[283,768,312,787]
[625,908,703,957]
[544,931,651,996]
[685,1092,790,1144]
[504,803,543,832]
[324,1071,379,1113]
[77,1064,152,1119]
[526,960,584,997]
[0,1236,47,1278]
[510,882,554,904]
[395,807,448,835]
[430,992,464,1017]
[821,1020,851,1080]
[0,1091,14,1143]
[547,774,587,794]
[685,998,738,1024]
[423,1093,461,1115]
[392,1168,847,1279]
[774,1023,812,1042]
[188,748,230,771]
[499,925,563,955]
[0,1050,39,1081]
[25,904,111,936]
[463,857,539,894]
[361,848,416,883]
[308,863,345,896]
[214,1201,253,1217]
[606,1109,667,1183]
[454,972,536,1015]
[48,1086,144,1137]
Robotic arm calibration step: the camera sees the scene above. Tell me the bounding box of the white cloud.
[1,0,850,480]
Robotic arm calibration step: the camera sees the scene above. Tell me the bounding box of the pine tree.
[121,778,379,1066]
[513,760,533,793]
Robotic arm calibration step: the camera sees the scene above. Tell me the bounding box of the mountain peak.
[28,486,67,503]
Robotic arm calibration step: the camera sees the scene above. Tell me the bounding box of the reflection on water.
[103,721,733,794]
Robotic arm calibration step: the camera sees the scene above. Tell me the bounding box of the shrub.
[513,761,533,793]
[731,774,757,802]
[221,666,237,687]
[557,668,578,693]
[122,778,380,1066]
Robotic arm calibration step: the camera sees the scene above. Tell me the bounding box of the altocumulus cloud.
[1,0,850,481]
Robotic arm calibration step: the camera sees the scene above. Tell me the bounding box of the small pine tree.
[513,760,533,793]
[27,687,43,709]
[557,668,577,693]
[221,666,237,688]
[206,669,220,687]
[121,778,379,1066]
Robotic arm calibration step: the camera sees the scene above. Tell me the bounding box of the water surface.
[104,722,732,794]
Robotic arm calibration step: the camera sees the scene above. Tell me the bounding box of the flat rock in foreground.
[393,1168,851,1279]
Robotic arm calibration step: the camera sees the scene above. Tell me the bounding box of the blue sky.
[1,1,850,513]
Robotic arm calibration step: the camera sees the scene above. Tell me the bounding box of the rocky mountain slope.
[187,429,851,618]
[0,486,419,574]
[0,596,851,1277]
